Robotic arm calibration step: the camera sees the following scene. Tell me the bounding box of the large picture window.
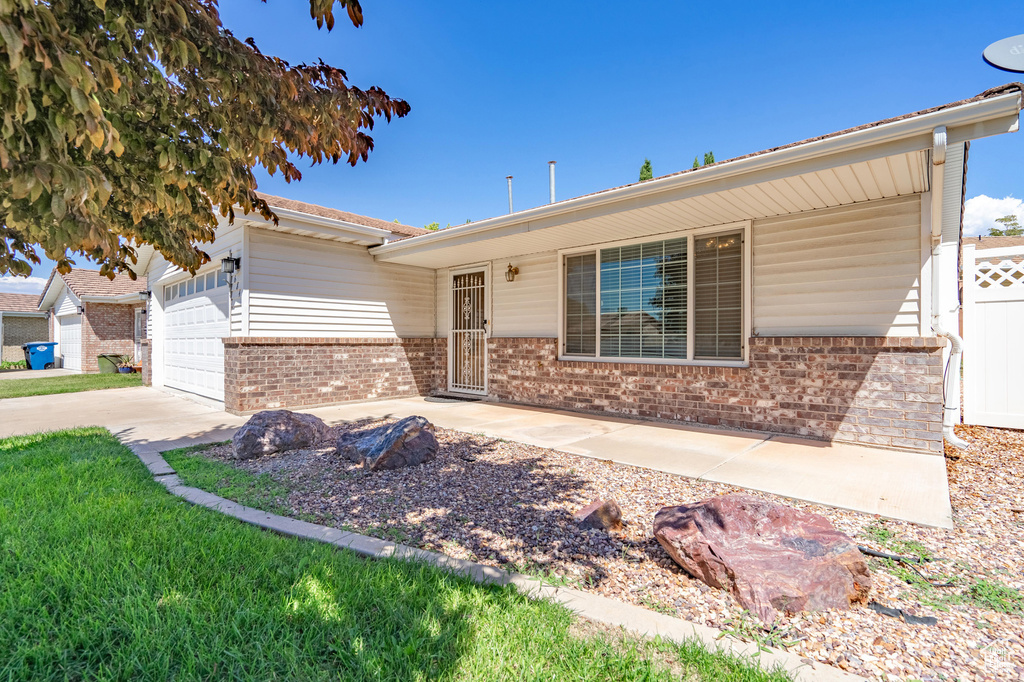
[561,228,746,363]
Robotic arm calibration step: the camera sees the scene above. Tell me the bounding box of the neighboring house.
[0,293,49,363]
[134,85,1023,456]
[37,269,149,372]
[965,234,1024,263]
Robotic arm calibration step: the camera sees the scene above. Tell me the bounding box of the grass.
[0,428,791,682]
[863,522,1024,616]
[0,372,142,399]
[164,443,294,517]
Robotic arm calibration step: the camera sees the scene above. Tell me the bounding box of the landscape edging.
[127,441,864,682]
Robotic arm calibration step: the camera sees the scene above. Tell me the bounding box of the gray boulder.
[341,416,438,471]
[232,410,329,460]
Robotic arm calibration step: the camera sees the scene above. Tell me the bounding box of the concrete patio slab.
[700,436,954,527]
[0,388,953,527]
[560,421,770,478]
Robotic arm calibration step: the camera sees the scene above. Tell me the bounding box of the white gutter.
[929,126,968,450]
[372,91,1021,259]
[79,292,149,304]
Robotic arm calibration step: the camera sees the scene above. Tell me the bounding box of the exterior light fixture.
[77,305,85,315]
[220,257,240,274]
[505,263,519,282]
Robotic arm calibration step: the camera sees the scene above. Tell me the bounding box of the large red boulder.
[653,494,870,623]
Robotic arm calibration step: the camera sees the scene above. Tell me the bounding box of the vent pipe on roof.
[548,161,557,203]
[506,175,514,214]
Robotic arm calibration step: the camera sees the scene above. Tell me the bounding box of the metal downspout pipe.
[930,126,969,450]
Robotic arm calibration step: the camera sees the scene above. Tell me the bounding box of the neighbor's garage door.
[162,271,229,401]
[58,315,81,371]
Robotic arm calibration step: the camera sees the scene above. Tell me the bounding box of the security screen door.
[449,270,487,394]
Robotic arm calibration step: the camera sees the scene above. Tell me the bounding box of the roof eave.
[246,205,392,244]
[370,90,1021,260]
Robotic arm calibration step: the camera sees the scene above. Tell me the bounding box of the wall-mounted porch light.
[220,256,241,274]
[505,263,519,282]
[77,305,84,315]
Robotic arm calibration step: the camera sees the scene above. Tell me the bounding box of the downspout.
[929,125,969,450]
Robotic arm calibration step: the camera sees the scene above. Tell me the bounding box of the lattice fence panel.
[975,259,1024,289]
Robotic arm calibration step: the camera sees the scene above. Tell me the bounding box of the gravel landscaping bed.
[181,420,1024,681]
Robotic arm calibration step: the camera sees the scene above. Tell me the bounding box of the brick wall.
[80,302,144,372]
[1,315,49,362]
[141,339,152,386]
[222,337,445,414]
[488,336,946,454]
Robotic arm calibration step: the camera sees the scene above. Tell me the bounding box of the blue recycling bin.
[22,342,58,370]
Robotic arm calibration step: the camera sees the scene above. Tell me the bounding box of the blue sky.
[3,0,1022,292]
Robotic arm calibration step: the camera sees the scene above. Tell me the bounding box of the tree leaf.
[51,192,66,219]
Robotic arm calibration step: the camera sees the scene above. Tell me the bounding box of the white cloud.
[963,195,1024,237]
[0,275,49,295]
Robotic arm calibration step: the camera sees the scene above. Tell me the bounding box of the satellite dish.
[983,34,1024,73]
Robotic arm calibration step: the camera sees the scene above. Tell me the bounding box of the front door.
[449,269,488,395]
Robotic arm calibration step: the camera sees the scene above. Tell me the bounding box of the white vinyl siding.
[753,195,923,336]
[436,253,559,339]
[55,290,79,317]
[247,229,434,338]
[435,268,449,337]
[490,252,558,338]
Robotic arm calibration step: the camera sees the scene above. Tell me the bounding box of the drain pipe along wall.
[929,125,968,450]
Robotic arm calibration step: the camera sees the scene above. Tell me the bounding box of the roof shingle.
[256,193,428,239]
[0,292,43,313]
[52,268,148,299]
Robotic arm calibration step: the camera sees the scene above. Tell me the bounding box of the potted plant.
[117,355,135,373]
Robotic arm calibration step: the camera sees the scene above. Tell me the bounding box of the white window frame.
[556,222,752,367]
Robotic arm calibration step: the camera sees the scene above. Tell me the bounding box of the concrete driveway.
[0,387,954,527]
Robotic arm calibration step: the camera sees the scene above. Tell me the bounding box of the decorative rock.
[340,416,438,471]
[653,493,870,623]
[231,410,328,460]
[574,497,623,531]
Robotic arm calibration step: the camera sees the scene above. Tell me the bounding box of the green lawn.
[0,428,790,682]
[0,372,141,399]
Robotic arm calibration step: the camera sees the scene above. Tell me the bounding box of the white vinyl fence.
[962,243,1024,429]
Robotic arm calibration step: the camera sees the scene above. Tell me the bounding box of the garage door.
[162,271,230,401]
[58,315,81,371]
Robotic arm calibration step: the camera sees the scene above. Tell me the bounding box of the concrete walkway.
[0,368,78,380]
[0,387,952,527]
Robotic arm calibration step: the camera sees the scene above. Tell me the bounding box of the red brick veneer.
[141,339,152,386]
[79,302,145,372]
[222,337,445,414]
[487,337,946,453]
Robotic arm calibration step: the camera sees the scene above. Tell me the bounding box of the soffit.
[377,150,929,269]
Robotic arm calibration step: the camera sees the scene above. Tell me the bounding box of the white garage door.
[162,271,230,401]
[58,315,82,371]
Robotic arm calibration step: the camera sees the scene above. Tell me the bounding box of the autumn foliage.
[0,0,410,278]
